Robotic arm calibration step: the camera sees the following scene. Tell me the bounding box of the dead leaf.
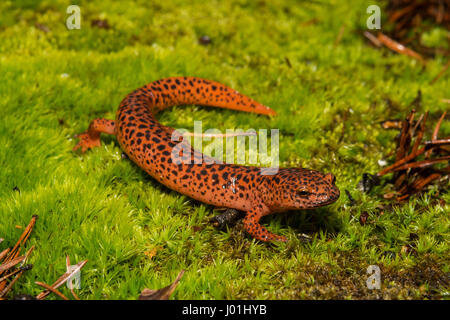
[91,19,110,29]
[139,270,185,300]
[144,247,160,260]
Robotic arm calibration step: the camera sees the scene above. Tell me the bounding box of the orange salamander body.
[74,77,340,242]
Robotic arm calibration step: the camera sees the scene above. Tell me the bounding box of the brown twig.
[384,0,450,58]
[425,138,450,147]
[36,259,88,300]
[66,256,81,300]
[139,270,185,300]
[410,172,443,192]
[426,112,447,158]
[334,25,346,47]
[2,215,37,267]
[378,108,449,200]
[0,248,10,263]
[0,256,25,274]
[0,270,26,298]
[430,61,450,85]
[70,288,80,300]
[378,145,427,176]
[411,112,427,155]
[363,31,382,47]
[0,264,32,283]
[0,217,37,298]
[377,32,426,63]
[35,281,69,300]
[389,156,450,172]
[380,119,403,129]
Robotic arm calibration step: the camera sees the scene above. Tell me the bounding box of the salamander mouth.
[314,197,339,207]
[310,188,340,207]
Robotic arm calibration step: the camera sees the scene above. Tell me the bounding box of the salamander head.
[259,168,340,212]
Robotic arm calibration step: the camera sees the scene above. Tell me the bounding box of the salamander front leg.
[243,207,287,242]
[210,208,244,229]
[73,118,116,153]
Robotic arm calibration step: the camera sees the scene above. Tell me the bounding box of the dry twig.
[378,109,449,200]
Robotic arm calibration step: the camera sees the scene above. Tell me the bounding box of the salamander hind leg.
[243,207,287,242]
[73,118,116,153]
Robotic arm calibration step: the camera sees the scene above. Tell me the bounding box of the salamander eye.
[296,188,311,197]
[325,173,336,185]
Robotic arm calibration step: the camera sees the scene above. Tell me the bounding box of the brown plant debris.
[377,32,426,63]
[139,270,185,300]
[91,19,110,29]
[1,216,89,300]
[385,0,450,57]
[35,281,69,300]
[0,215,37,299]
[378,109,449,201]
[36,258,88,300]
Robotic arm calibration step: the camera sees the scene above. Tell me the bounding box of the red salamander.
[74,77,340,242]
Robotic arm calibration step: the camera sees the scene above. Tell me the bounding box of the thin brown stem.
[0,270,25,298]
[35,281,69,300]
[36,259,88,300]
[390,156,450,172]
[3,215,37,266]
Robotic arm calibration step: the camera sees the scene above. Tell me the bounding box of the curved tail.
[137,77,276,116]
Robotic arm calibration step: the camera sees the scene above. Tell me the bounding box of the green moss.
[0,0,448,300]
